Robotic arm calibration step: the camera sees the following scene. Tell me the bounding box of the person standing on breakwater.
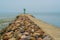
[24,8,26,14]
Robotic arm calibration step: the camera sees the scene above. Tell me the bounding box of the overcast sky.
[0,0,60,13]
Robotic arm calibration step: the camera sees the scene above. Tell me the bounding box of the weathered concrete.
[24,14,60,40]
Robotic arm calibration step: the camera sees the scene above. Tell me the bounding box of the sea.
[0,12,60,30]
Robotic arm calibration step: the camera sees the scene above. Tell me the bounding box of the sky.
[0,0,60,27]
[0,0,60,13]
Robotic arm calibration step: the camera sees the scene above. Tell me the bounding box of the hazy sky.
[0,0,60,13]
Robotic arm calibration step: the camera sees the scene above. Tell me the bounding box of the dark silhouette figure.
[24,8,26,14]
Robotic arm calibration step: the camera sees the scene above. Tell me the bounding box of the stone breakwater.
[0,14,52,40]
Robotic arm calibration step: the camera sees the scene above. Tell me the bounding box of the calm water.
[0,13,60,28]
